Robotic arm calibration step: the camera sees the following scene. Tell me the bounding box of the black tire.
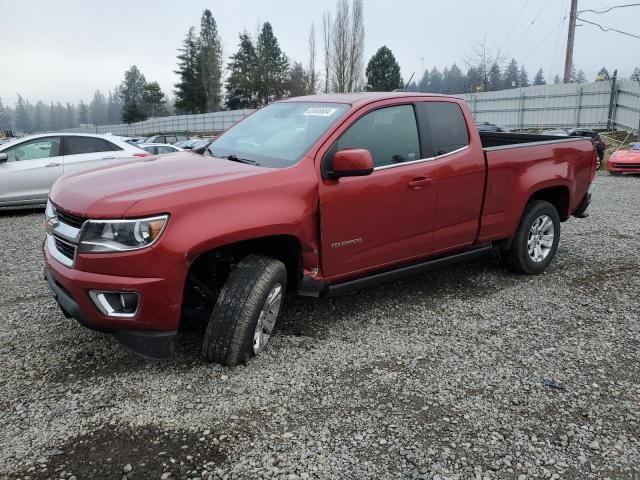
[202,254,287,366]
[504,200,560,275]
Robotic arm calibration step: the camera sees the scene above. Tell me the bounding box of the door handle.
[101,156,116,160]
[46,162,61,167]
[407,177,433,189]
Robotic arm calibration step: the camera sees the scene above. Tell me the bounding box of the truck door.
[318,103,438,280]
[416,101,485,252]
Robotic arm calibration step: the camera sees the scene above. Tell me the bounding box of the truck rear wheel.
[202,254,287,366]
[505,200,560,274]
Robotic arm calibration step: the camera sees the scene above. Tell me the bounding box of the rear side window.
[337,105,421,168]
[420,102,469,157]
[64,137,122,155]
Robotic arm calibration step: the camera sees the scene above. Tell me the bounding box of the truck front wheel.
[202,254,287,366]
[505,200,560,274]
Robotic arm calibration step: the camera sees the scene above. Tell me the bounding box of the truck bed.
[480,131,587,150]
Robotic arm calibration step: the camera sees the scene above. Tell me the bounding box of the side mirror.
[0,152,7,163]
[329,149,374,178]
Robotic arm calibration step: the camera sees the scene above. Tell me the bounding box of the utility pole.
[563,0,578,83]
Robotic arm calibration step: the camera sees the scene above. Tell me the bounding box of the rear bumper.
[44,245,180,360]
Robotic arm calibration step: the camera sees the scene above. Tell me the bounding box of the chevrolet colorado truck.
[43,93,597,365]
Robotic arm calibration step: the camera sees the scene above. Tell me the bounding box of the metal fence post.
[607,70,618,130]
[575,86,583,128]
[519,91,525,130]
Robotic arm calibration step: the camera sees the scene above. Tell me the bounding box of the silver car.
[0,133,149,207]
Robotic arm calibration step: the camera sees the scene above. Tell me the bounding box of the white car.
[139,143,184,155]
[0,133,149,207]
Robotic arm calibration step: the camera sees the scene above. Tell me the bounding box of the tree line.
[2,0,640,134]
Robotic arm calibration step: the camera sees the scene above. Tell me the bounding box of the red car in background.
[607,143,640,175]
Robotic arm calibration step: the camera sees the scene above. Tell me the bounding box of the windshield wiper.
[217,154,259,166]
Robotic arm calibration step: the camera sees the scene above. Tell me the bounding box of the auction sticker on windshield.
[303,107,338,117]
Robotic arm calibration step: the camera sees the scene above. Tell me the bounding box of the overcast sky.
[1,0,637,104]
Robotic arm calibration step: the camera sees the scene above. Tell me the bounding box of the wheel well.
[183,235,302,318]
[528,186,570,221]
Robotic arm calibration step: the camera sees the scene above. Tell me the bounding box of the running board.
[298,244,494,297]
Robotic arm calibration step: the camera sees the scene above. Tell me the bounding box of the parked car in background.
[568,129,605,166]
[542,129,569,136]
[607,143,640,175]
[175,139,199,149]
[124,136,147,145]
[0,133,148,207]
[144,134,190,145]
[140,143,183,155]
[188,138,215,153]
[44,92,596,363]
[476,121,512,133]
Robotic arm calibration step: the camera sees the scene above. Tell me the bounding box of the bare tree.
[322,12,332,93]
[463,39,503,93]
[307,23,317,94]
[347,0,364,92]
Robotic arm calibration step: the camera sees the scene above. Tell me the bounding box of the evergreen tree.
[64,103,76,128]
[15,95,33,133]
[518,65,530,87]
[34,101,46,132]
[142,82,168,117]
[256,22,289,105]
[90,90,108,126]
[406,80,419,92]
[120,66,147,123]
[533,68,546,85]
[503,59,519,88]
[287,62,309,97]
[631,67,640,81]
[199,9,223,112]
[575,69,587,83]
[174,27,206,114]
[488,63,502,91]
[418,69,429,92]
[107,88,122,124]
[595,67,610,81]
[553,74,561,84]
[0,98,12,131]
[428,67,443,93]
[225,32,260,109]
[444,63,464,93]
[466,67,482,92]
[78,101,89,125]
[365,46,402,91]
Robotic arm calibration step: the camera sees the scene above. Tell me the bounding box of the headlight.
[78,215,169,253]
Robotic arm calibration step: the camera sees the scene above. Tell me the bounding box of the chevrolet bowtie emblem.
[44,216,58,234]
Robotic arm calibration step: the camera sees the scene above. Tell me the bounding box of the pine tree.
[575,69,587,83]
[444,64,464,93]
[64,103,76,128]
[199,9,223,112]
[287,62,309,97]
[518,65,529,87]
[418,69,429,93]
[365,46,402,91]
[503,59,519,89]
[142,82,168,117]
[488,63,502,91]
[225,32,260,110]
[34,101,46,132]
[631,67,640,81]
[174,27,206,114]
[553,74,561,84]
[428,67,443,93]
[0,98,12,131]
[533,68,546,85]
[15,95,33,133]
[78,101,89,125]
[120,66,147,123]
[90,90,108,126]
[107,88,122,124]
[595,67,610,81]
[256,22,289,105]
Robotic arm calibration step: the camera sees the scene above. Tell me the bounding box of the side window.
[420,102,469,157]
[337,105,420,168]
[65,137,113,155]
[103,140,123,152]
[166,136,177,144]
[4,137,61,162]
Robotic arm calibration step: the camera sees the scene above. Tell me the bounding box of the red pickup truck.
[43,93,596,365]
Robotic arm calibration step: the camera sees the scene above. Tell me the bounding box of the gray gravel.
[1,171,639,480]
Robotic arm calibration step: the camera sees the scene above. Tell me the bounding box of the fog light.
[89,290,139,317]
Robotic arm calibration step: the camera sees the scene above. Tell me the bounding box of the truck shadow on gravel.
[10,424,226,480]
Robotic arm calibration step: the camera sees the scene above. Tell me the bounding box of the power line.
[498,0,531,57]
[509,0,555,55]
[577,3,640,40]
[576,15,640,39]
[578,3,640,15]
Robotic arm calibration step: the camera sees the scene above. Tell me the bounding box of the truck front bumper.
[44,246,180,360]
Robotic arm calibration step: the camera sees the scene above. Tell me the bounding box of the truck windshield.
[207,102,349,167]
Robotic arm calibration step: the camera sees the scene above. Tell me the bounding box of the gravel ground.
[1,171,639,480]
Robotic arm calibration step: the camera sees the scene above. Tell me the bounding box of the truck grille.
[55,210,87,229]
[53,237,76,260]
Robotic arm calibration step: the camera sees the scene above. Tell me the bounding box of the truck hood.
[50,152,273,217]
